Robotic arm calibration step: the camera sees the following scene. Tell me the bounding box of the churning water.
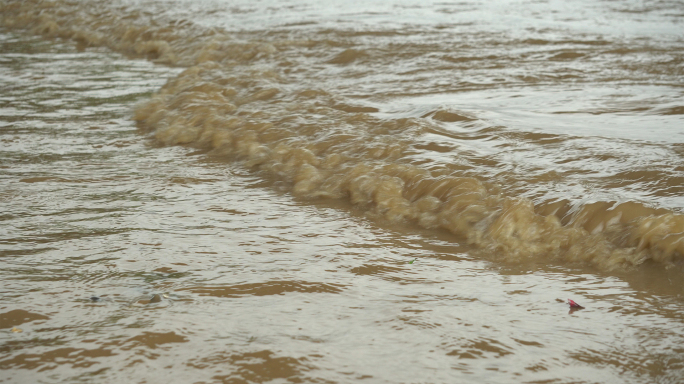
[1,0,684,383]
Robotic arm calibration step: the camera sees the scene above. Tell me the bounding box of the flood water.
[1,0,684,383]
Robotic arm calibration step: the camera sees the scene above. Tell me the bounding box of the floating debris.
[408,258,417,264]
[150,294,163,303]
[568,299,584,309]
[90,296,101,302]
[10,327,22,333]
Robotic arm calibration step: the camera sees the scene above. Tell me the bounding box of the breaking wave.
[3,0,683,270]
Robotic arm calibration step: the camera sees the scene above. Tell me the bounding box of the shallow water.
[1,0,684,383]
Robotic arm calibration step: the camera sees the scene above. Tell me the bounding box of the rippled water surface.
[1,0,684,383]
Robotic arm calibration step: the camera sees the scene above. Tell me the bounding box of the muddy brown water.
[1,0,684,383]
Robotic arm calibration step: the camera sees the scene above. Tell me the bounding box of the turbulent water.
[1,0,683,383]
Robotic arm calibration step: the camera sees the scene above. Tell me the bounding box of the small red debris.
[568,299,584,309]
